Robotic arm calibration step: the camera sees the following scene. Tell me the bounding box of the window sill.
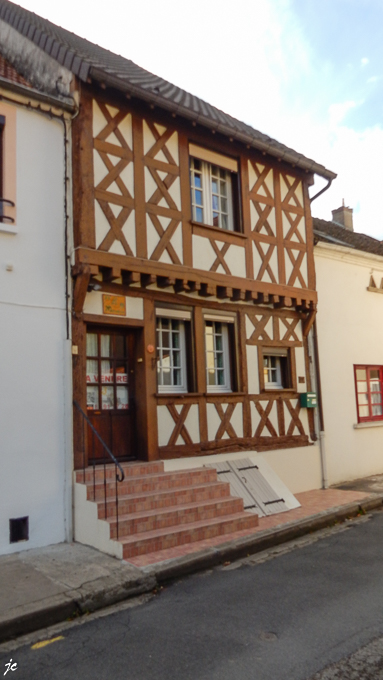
[191,221,246,241]
[354,420,383,429]
[0,224,17,234]
[156,392,203,398]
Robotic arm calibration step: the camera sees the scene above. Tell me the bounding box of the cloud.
[328,100,357,126]
[361,57,369,66]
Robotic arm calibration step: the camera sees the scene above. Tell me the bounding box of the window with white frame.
[156,312,189,393]
[205,320,232,392]
[189,145,239,231]
[263,349,291,389]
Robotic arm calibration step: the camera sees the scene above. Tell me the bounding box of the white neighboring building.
[0,55,75,554]
[314,206,383,486]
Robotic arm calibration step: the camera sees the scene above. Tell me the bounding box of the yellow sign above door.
[102,294,126,316]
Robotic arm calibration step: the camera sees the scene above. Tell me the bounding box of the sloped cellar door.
[86,327,136,463]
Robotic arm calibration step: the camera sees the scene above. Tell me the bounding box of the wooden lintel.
[302,308,317,337]
[73,266,91,315]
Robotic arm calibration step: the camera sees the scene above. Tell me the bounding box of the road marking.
[31,636,64,650]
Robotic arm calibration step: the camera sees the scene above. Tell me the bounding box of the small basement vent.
[9,516,29,543]
[207,458,300,517]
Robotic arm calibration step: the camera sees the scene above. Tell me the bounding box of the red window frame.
[354,365,383,423]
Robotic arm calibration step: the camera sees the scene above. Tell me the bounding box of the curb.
[2,494,382,643]
[146,494,383,584]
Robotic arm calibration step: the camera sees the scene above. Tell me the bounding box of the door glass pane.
[372,404,383,416]
[115,361,128,386]
[101,360,113,385]
[356,369,366,381]
[359,405,369,417]
[86,359,99,383]
[87,386,99,410]
[116,386,128,410]
[100,335,111,357]
[86,333,98,356]
[101,386,114,410]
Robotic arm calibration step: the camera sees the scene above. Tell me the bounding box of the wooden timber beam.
[122,270,141,285]
[75,247,318,306]
[100,266,121,282]
[157,276,176,289]
[302,308,317,337]
[72,265,91,316]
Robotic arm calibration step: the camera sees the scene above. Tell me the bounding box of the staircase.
[75,461,259,561]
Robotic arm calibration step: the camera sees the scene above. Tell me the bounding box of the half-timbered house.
[0,0,338,559]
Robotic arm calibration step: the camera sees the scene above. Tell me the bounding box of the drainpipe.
[312,320,328,489]
[308,176,333,489]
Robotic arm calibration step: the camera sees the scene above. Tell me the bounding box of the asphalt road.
[4,511,383,680]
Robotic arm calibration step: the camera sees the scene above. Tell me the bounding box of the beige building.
[314,206,383,486]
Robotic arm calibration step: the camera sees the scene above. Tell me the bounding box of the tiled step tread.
[121,511,258,547]
[108,496,244,527]
[99,480,230,510]
[76,461,164,482]
[88,468,218,495]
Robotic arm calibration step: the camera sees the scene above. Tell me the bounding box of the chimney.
[331,199,353,231]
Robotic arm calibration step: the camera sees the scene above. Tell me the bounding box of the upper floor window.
[263,349,292,390]
[189,144,239,232]
[355,365,383,422]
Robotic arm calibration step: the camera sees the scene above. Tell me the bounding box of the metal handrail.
[0,197,15,206]
[73,400,125,482]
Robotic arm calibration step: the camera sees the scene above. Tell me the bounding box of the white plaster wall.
[0,106,69,554]
[164,445,322,494]
[315,243,383,485]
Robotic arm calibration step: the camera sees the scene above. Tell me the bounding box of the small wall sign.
[102,294,126,316]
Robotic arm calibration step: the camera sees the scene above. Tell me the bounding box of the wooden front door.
[86,327,136,463]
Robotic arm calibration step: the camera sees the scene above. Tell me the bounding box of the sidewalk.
[1,484,383,643]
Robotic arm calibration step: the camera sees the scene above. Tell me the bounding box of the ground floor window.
[156,317,188,392]
[354,365,383,422]
[205,320,232,392]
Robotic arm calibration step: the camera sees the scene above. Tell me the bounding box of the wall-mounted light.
[87,281,102,292]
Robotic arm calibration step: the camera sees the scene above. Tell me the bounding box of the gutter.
[0,75,75,112]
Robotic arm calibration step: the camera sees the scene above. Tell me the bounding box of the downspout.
[312,320,328,489]
[309,176,333,489]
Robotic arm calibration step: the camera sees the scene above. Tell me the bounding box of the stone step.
[76,460,164,484]
[121,512,259,559]
[97,481,231,519]
[109,496,245,538]
[87,468,218,501]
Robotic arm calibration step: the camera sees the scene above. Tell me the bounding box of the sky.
[13,0,383,237]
